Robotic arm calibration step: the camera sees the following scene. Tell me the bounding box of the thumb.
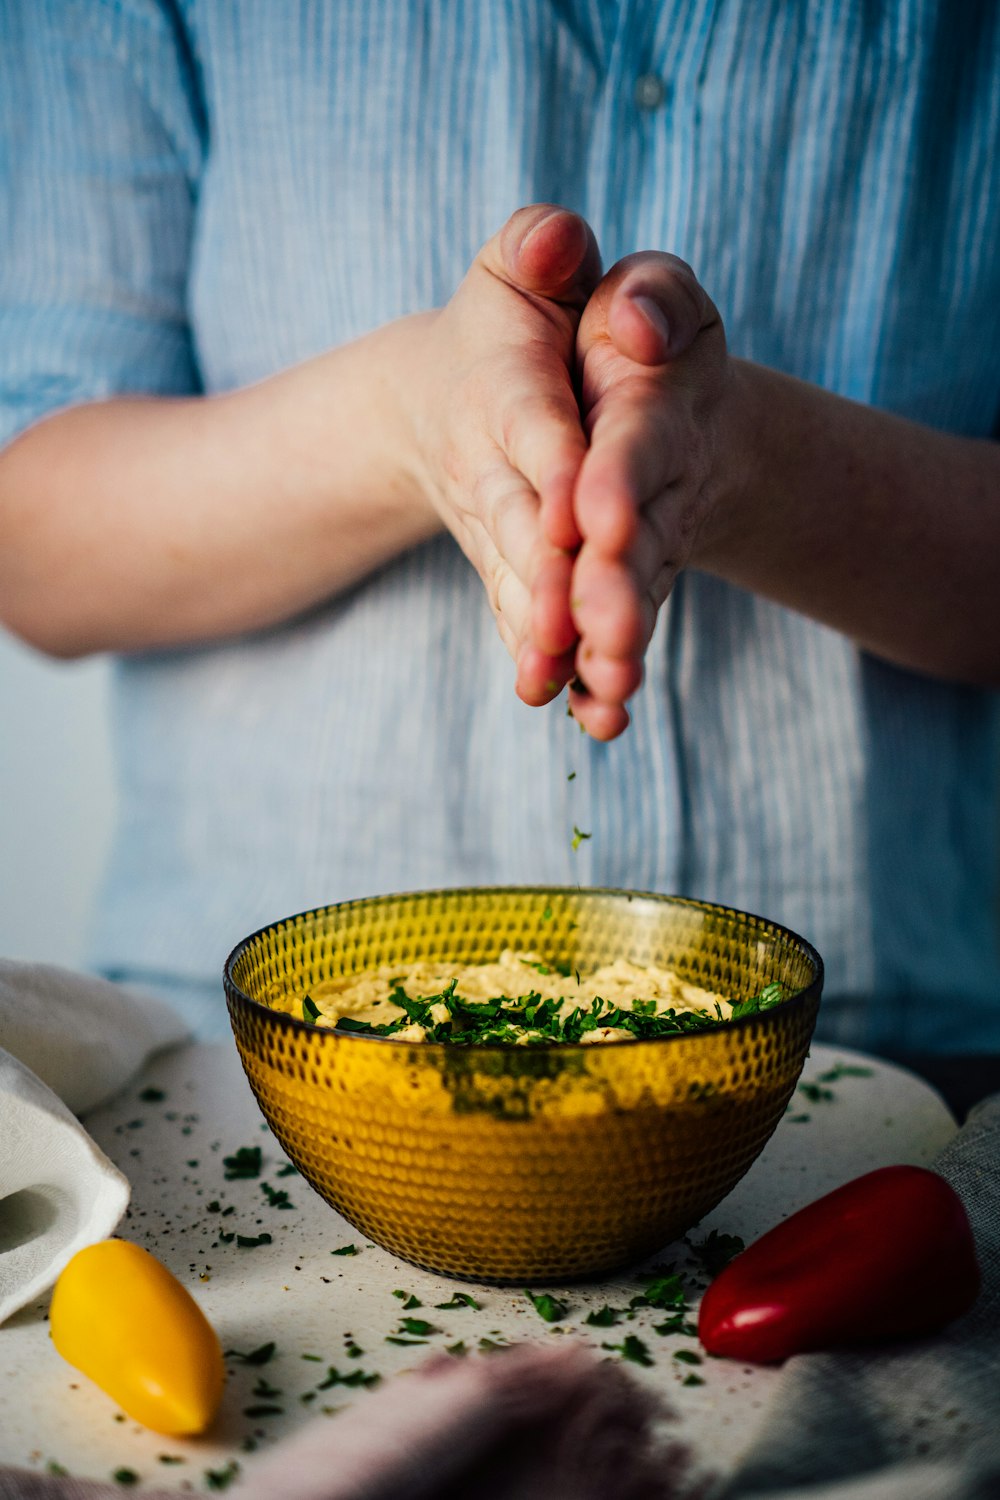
[484,204,603,313]
[580,251,717,366]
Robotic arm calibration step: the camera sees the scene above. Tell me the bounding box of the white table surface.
[1,1041,958,1494]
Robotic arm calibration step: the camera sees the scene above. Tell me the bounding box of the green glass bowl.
[224,887,823,1281]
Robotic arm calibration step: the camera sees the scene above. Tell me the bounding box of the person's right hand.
[396,206,602,706]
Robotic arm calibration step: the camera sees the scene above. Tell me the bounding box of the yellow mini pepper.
[50,1239,225,1436]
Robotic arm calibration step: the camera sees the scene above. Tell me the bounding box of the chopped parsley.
[524,1289,569,1323]
[112,1470,140,1487]
[687,1230,745,1278]
[602,1335,654,1367]
[242,1404,284,1418]
[632,1273,688,1311]
[393,1290,421,1307]
[797,1081,836,1105]
[260,1181,294,1209]
[816,1062,874,1083]
[397,1317,439,1337]
[652,1314,698,1337]
[316,1366,380,1390]
[571,825,592,852]
[204,1461,241,1491]
[585,1305,624,1327]
[673,1349,703,1365]
[435,1292,481,1310]
[236,1233,272,1249]
[225,1342,276,1365]
[446,1340,468,1357]
[321,978,783,1047]
[138,1087,165,1103]
[223,1146,262,1179]
[331,1244,359,1256]
[251,1377,282,1399]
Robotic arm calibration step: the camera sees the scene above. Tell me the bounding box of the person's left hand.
[529,252,737,739]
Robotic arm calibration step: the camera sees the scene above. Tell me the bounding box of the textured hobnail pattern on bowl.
[225,888,822,1281]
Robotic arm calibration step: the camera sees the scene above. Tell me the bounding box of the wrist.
[690,356,763,575]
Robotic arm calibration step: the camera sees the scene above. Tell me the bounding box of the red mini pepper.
[698,1165,980,1363]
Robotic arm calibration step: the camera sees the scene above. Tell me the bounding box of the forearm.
[702,361,1000,685]
[0,316,441,658]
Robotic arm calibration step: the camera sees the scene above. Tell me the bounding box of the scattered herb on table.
[204,1461,241,1491]
[46,1462,69,1477]
[435,1292,481,1310]
[584,1305,624,1327]
[397,1317,439,1337]
[632,1273,688,1311]
[112,1470,140,1487]
[138,1087,165,1103]
[797,1081,835,1105]
[252,1377,282,1399]
[242,1404,284,1418]
[602,1335,654,1367]
[301,1353,322,1362]
[344,1340,365,1359]
[331,1244,359,1256]
[223,1146,262,1180]
[571,825,592,852]
[524,1289,569,1323]
[652,1314,698,1337]
[478,1337,508,1352]
[225,1341,276,1365]
[816,1063,874,1083]
[393,1290,421,1307]
[682,1373,705,1386]
[673,1349,702,1365]
[688,1230,745,1278]
[236,1233,272,1249]
[446,1341,468,1357]
[385,1335,428,1346]
[317,1366,380,1390]
[158,1456,185,1466]
[260,1182,294,1210]
[276,1163,299,1177]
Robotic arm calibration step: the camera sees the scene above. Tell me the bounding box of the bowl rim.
[223,884,824,1051]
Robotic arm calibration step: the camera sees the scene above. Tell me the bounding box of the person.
[1,3,998,1074]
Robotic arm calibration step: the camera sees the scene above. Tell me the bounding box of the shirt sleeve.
[0,0,205,451]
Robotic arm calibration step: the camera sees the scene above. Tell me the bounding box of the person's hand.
[397,205,602,703]
[541,253,735,740]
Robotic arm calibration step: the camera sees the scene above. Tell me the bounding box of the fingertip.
[516,645,576,706]
[567,686,630,741]
[498,205,602,304]
[607,292,671,366]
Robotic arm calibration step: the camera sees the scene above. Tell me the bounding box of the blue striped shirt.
[2,1,998,1049]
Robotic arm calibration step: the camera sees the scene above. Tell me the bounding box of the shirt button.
[634,72,668,111]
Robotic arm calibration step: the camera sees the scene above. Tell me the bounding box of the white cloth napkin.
[0,960,188,1325]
